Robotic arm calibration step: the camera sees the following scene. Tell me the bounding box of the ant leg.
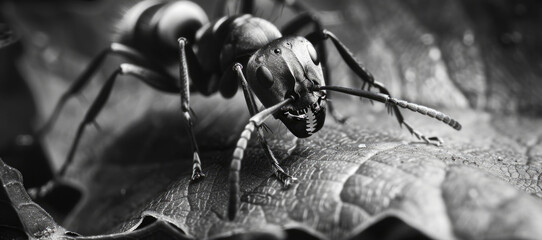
[232,63,297,187]
[177,37,206,181]
[307,30,378,91]
[39,43,164,135]
[313,86,460,145]
[307,30,443,146]
[33,64,178,198]
[232,64,258,116]
[315,85,461,131]
[228,97,294,220]
[60,64,178,177]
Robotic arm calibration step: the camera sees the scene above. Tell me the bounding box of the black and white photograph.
[1,0,542,239]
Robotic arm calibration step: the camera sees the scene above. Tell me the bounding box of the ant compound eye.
[256,66,274,88]
[307,44,320,65]
[274,48,281,54]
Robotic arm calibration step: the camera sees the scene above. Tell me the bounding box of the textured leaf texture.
[2,0,542,239]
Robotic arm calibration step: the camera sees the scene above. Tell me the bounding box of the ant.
[36,0,461,220]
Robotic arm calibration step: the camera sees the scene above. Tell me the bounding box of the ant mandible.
[37,0,462,220]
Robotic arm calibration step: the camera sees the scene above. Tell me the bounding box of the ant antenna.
[315,85,462,131]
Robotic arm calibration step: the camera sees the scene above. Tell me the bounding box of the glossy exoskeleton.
[37,0,462,220]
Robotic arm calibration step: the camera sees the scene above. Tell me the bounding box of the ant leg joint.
[191,152,205,181]
[233,63,243,71]
[322,29,332,38]
[275,170,298,189]
[177,37,188,44]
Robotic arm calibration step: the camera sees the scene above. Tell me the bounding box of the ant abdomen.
[116,0,209,64]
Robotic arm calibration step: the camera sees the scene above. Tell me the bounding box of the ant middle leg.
[177,37,216,181]
[307,29,443,146]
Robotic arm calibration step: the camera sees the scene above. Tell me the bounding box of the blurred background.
[1,0,542,238]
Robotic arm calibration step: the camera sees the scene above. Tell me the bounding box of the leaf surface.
[2,0,542,239]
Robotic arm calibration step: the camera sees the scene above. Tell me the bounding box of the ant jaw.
[282,96,326,120]
[278,96,326,138]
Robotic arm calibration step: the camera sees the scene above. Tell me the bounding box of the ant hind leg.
[32,63,178,198]
[38,43,159,135]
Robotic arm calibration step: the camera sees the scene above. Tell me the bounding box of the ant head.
[247,36,327,138]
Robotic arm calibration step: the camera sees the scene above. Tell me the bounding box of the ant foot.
[426,136,443,146]
[275,171,298,189]
[191,169,205,181]
[404,122,443,147]
[190,152,205,181]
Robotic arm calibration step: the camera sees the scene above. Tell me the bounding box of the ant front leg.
[307,29,443,146]
[227,94,294,220]
[232,63,298,187]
